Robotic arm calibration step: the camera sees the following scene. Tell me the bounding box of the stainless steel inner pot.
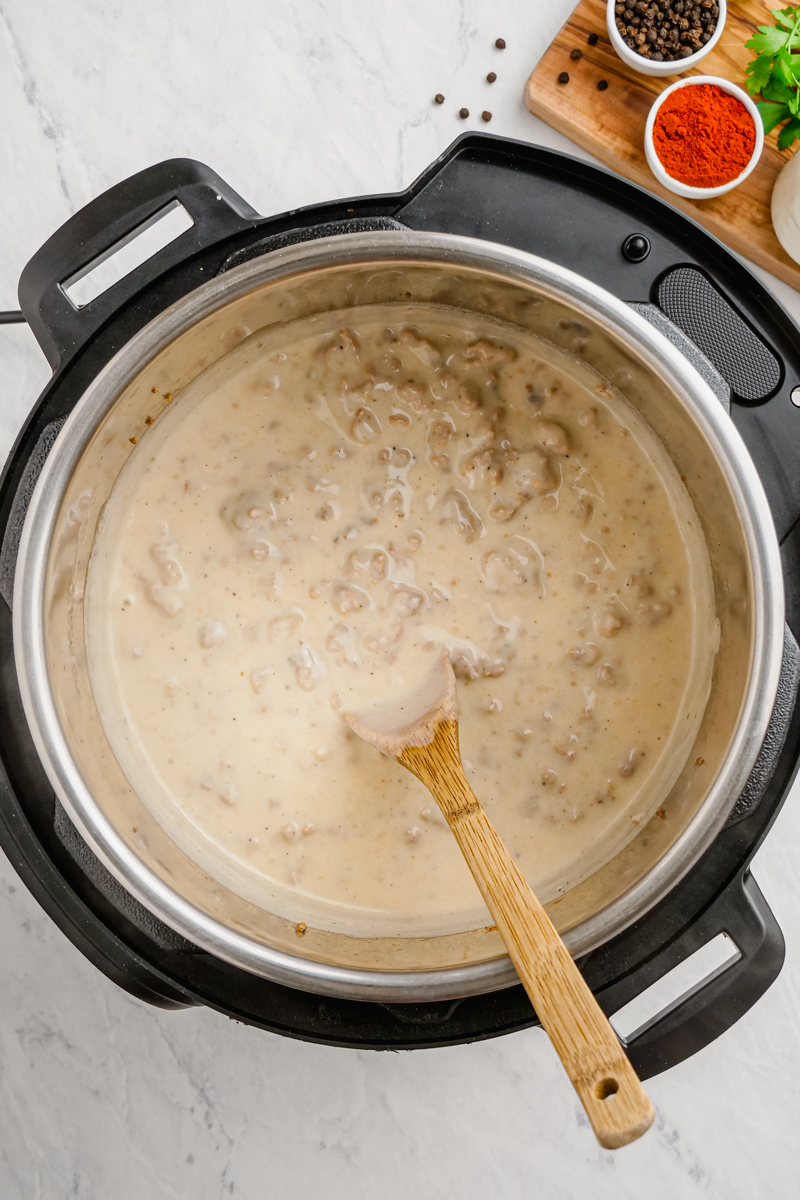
[13,231,785,1002]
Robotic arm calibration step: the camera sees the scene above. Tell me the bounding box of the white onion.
[771,151,800,265]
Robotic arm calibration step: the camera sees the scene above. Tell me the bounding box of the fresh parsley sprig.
[745,6,800,150]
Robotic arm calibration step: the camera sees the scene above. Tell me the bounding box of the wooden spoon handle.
[447,802,652,1148]
[401,722,654,1149]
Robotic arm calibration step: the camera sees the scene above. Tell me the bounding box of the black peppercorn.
[597,78,609,90]
[571,47,583,59]
[495,37,506,49]
[588,31,599,44]
[434,94,444,104]
[558,71,570,83]
[487,71,497,82]
[459,107,469,118]
[620,0,714,60]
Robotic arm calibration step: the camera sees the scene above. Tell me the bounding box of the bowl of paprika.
[644,75,763,199]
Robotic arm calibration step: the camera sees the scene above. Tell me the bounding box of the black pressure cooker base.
[2,134,800,1080]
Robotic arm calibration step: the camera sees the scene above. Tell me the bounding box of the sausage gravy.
[86,305,716,937]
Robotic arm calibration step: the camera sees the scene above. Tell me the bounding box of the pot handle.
[18,159,260,372]
[596,869,784,1081]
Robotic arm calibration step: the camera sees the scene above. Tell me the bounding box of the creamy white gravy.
[86,305,715,937]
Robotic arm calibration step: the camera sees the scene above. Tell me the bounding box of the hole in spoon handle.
[577,1063,654,1149]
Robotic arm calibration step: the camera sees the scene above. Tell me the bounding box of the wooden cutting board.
[524,0,800,289]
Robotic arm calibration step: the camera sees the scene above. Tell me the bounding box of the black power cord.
[0,310,25,324]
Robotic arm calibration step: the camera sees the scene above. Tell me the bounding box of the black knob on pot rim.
[622,233,651,263]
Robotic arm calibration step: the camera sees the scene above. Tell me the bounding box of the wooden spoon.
[345,654,654,1149]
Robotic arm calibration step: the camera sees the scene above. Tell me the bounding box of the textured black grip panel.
[657,267,782,402]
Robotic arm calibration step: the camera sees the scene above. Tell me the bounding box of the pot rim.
[12,229,785,1002]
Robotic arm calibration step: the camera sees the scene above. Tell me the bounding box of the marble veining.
[0,1,799,1196]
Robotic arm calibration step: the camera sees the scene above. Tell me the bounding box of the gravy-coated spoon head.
[344,652,456,758]
[344,654,654,1150]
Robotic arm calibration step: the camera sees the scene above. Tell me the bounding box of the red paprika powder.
[652,83,756,189]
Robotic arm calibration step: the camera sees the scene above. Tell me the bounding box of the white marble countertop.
[1,2,799,1195]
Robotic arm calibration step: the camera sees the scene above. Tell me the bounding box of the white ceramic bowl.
[607,0,726,77]
[644,75,763,199]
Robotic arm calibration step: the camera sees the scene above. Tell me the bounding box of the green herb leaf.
[770,8,792,25]
[771,8,799,28]
[761,73,796,104]
[773,52,797,90]
[743,6,800,130]
[776,46,800,81]
[756,100,791,134]
[777,116,800,150]
[745,24,791,55]
[746,54,775,94]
